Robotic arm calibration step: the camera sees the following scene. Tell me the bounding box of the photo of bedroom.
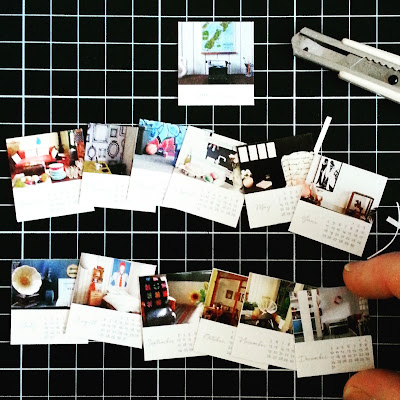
[83,123,138,176]
[237,133,314,194]
[71,255,142,314]
[140,271,211,328]
[300,155,386,223]
[7,130,85,188]
[240,273,308,334]
[291,287,370,344]
[201,269,247,327]
[175,127,243,191]
[11,259,79,309]
[178,21,254,86]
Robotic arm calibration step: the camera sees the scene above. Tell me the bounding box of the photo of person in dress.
[315,157,342,192]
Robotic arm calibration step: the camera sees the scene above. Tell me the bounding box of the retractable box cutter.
[292,27,400,104]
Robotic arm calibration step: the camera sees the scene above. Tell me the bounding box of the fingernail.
[343,386,374,400]
[344,263,353,272]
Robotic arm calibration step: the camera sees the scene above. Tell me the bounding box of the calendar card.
[232,273,313,370]
[193,269,268,369]
[66,253,156,347]
[178,22,254,106]
[79,124,141,210]
[126,119,189,212]
[291,287,374,378]
[163,126,245,228]
[139,270,211,361]
[6,131,94,222]
[238,133,314,228]
[11,259,87,345]
[289,155,387,256]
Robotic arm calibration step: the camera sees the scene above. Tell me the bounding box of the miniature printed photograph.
[201,269,248,327]
[178,21,254,105]
[300,156,385,224]
[10,259,86,345]
[140,271,211,327]
[83,123,138,176]
[291,287,370,343]
[7,130,85,188]
[237,133,314,194]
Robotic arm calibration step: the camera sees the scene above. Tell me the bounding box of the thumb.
[343,369,400,400]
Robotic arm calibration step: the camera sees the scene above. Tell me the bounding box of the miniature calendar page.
[6,131,94,222]
[139,270,211,361]
[163,126,245,228]
[238,133,314,229]
[178,21,254,106]
[79,123,140,210]
[232,272,313,370]
[66,253,156,348]
[10,259,87,345]
[291,287,374,378]
[127,119,189,212]
[289,154,388,256]
[193,269,269,370]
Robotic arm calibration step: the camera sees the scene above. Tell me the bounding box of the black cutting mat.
[0,0,399,399]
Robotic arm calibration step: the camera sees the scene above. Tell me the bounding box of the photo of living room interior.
[7,130,85,188]
[202,269,247,327]
[140,271,211,327]
[84,124,137,175]
[178,22,254,85]
[291,287,370,343]
[241,273,305,333]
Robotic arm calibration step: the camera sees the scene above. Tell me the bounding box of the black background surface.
[0,0,399,399]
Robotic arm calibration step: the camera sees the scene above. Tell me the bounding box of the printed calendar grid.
[0,0,399,399]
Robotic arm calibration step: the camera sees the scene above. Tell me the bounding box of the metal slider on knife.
[291,27,400,104]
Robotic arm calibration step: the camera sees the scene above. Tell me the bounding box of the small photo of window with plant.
[241,273,312,334]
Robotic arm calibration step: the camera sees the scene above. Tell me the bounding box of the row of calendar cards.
[6,119,388,256]
[10,257,374,378]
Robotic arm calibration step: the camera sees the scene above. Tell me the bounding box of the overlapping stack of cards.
[10,255,374,378]
[6,118,388,257]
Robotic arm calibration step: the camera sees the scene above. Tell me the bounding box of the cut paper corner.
[367,202,400,260]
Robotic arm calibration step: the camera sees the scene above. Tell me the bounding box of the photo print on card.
[237,133,315,228]
[11,259,87,345]
[66,253,156,347]
[289,154,388,256]
[139,271,211,361]
[291,287,374,378]
[193,269,268,369]
[163,126,245,227]
[79,123,139,210]
[6,131,94,222]
[178,21,254,105]
[127,119,188,212]
[232,273,313,370]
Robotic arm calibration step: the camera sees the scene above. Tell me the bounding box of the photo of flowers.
[139,271,211,328]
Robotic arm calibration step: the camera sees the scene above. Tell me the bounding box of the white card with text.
[232,273,312,370]
[66,253,156,347]
[79,124,141,210]
[238,134,315,229]
[289,155,387,256]
[140,271,211,361]
[193,269,268,369]
[291,287,374,378]
[163,127,245,228]
[6,131,94,222]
